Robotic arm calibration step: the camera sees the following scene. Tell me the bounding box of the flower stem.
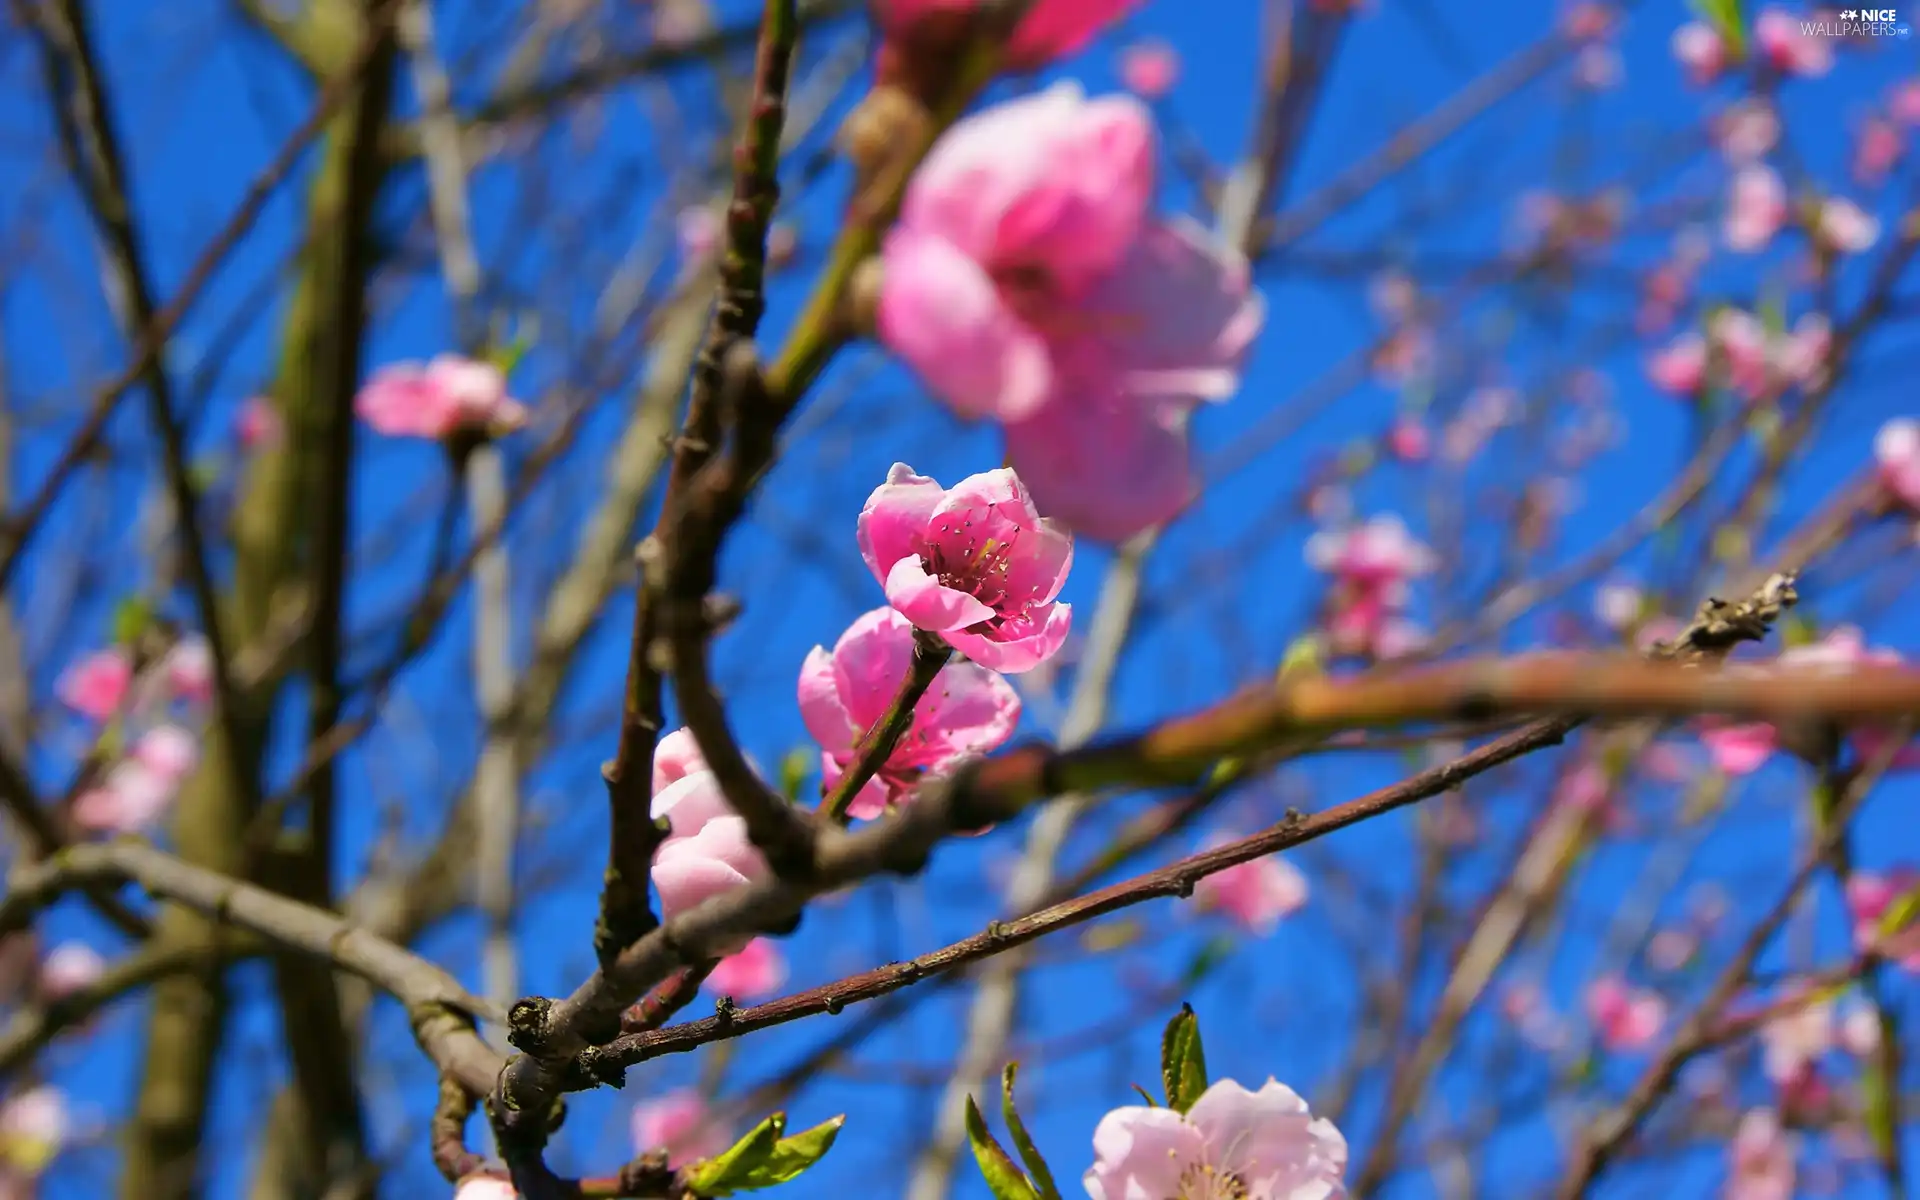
[822,630,955,825]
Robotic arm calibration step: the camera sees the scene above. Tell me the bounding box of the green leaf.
[1001,1065,1061,1200]
[1878,883,1920,941]
[1862,1042,1895,1157]
[731,1114,845,1190]
[1129,1083,1158,1108]
[112,596,154,646]
[778,746,812,805]
[1179,937,1238,989]
[964,1095,1039,1200]
[1689,0,1747,55]
[1277,636,1324,683]
[686,1112,783,1196]
[1159,1004,1209,1113]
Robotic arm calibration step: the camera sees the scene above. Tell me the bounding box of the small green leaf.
[1878,883,1920,941]
[1689,0,1747,56]
[1159,1004,1209,1113]
[732,1114,844,1189]
[965,1095,1038,1200]
[1001,1065,1061,1200]
[1862,1043,1895,1157]
[778,746,812,805]
[1277,636,1324,683]
[686,1112,783,1196]
[112,596,155,645]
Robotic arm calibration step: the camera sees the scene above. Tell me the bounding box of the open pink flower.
[1816,197,1881,254]
[1725,165,1787,252]
[1084,1077,1347,1200]
[163,636,214,706]
[1191,846,1309,935]
[72,760,178,834]
[1727,1108,1795,1200]
[1586,976,1666,1051]
[648,728,771,943]
[37,943,104,1001]
[1118,38,1178,98]
[857,465,1072,673]
[704,938,786,1001]
[56,650,131,721]
[799,607,1020,819]
[1646,333,1706,395]
[1876,418,1920,508]
[631,1089,730,1165]
[1846,870,1920,970]
[355,355,528,440]
[454,1177,517,1200]
[1755,7,1833,78]
[1672,21,1727,84]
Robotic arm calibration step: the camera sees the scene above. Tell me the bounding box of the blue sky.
[4,0,1920,1196]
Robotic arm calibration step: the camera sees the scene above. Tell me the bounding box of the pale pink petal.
[1725,166,1787,253]
[1817,197,1881,254]
[163,636,215,706]
[797,646,859,760]
[1006,392,1197,542]
[905,660,1021,765]
[454,1178,518,1200]
[877,229,1054,422]
[821,754,891,820]
[1084,1105,1205,1200]
[649,770,736,839]
[1193,851,1308,935]
[1118,38,1179,98]
[652,727,710,796]
[825,608,917,732]
[1876,418,1920,507]
[944,602,1071,674]
[885,557,998,633]
[631,1089,731,1164]
[1672,22,1727,84]
[857,463,947,585]
[1756,7,1832,77]
[704,938,786,1000]
[354,364,450,438]
[1728,1107,1796,1200]
[72,761,176,834]
[37,943,104,1000]
[1701,721,1778,775]
[131,725,199,782]
[1188,1078,1348,1196]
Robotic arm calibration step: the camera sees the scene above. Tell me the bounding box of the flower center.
[919,514,1035,631]
[1173,1160,1248,1200]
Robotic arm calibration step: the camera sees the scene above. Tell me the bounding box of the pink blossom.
[1854,116,1904,184]
[1305,515,1435,589]
[354,355,528,440]
[1700,720,1779,775]
[1574,44,1622,90]
[132,725,199,782]
[1191,845,1309,935]
[703,938,786,1001]
[0,1086,65,1174]
[1759,991,1832,1083]
[857,465,1073,673]
[1755,7,1833,78]
[234,396,282,450]
[1646,333,1706,395]
[163,635,215,706]
[799,606,1020,819]
[56,649,131,721]
[1672,21,1728,84]
[1586,975,1666,1051]
[1562,1,1616,41]
[631,1089,730,1165]
[1726,1108,1795,1200]
[677,206,719,263]
[1701,630,1920,775]
[1083,1077,1347,1200]
[1386,419,1430,462]
[72,760,178,834]
[453,1177,518,1200]
[1118,38,1178,98]
[1846,870,1920,969]
[37,942,104,1000]
[1838,1001,1882,1056]
[648,728,771,944]
[1725,165,1788,253]
[1894,79,1920,125]
[1876,417,1920,508]
[1595,580,1642,631]
[1715,101,1780,164]
[1816,197,1881,254]
[1004,388,1204,541]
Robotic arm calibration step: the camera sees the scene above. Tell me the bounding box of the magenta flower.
[1118,38,1178,98]
[1755,7,1833,78]
[1585,975,1666,1051]
[798,606,1020,819]
[355,355,528,440]
[631,1089,730,1165]
[1671,21,1728,84]
[648,727,771,944]
[56,649,131,721]
[1846,870,1920,970]
[163,635,214,706]
[1725,165,1787,253]
[37,943,104,1001]
[1084,1077,1347,1200]
[704,938,787,1001]
[874,0,1139,68]
[1191,845,1309,936]
[1726,1108,1795,1200]
[1875,418,1920,508]
[857,465,1073,673]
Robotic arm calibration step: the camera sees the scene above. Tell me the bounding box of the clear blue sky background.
[4,0,1920,1196]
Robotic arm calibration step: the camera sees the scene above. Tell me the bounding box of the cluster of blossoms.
[55,637,213,834]
[355,354,528,441]
[1645,308,1831,403]
[1672,6,1835,84]
[876,83,1263,541]
[1303,515,1436,661]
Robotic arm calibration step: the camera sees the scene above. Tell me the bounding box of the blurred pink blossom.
[37,943,104,1000]
[1854,116,1905,184]
[0,1086,65,1174]
[1700,630,1920,776]
[164,636,215,706]
[857,465,1073,673]
[1118,38,1178,98]
[1845,869,1920,970]
[1893,79,1920,125]
[1647,928,1697,971]
[453,1178,517,1200]
[1386,418,1430,463]
[131,725,199,782]
[1838,1001,1882,1056]
[1191,844,1309,935]
[1083,1078,1347,1200]
[677,206,720,262]
[72,760,178,834]
[1586,975,1666,1051]
[1876,417,1920,508]
[704,938,786,1001]
[1759,991,1832,1083]
[1816,197,1881,253]
[798,606,1020,818]
[56,650,131,721]
[1308,516,1435,659]
[235,396,282,450]
[1671,21,1728,84]
[1726,1108,1795,1200]
[355,355,528,440]
[1646,333,1706,395]
[1700,720,1778,775]
[1725,165,1787,252]
[1755,7,1833,77]
[1562,1,1616,41]
[1594,580,1642,631]
[648,728,771,947]
[1574,44,1622,90]
[1715,101,1780,164]
[631,1089,730,1165]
